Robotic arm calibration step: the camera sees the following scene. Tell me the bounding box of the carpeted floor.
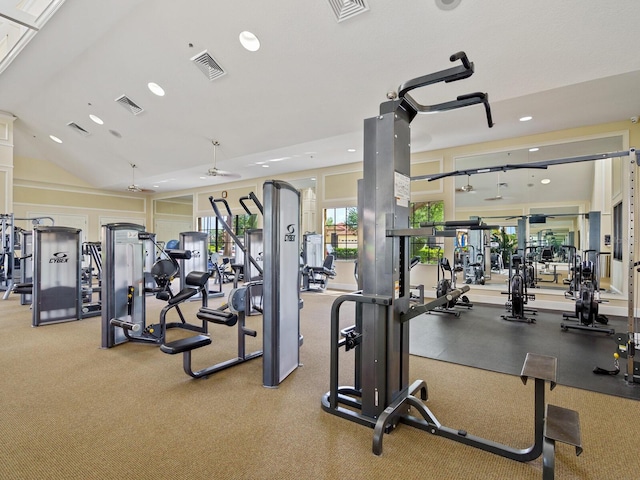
[1,288,638,479]
[409,303,640,400]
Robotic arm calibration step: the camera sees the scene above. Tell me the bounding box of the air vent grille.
[327,0,369,22]
[191,50,226,81]
[67,122,90,136]
[115,95,144,115]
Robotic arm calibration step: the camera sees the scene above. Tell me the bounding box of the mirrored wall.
[453,133,625,295]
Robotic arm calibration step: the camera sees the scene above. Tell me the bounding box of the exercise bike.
[501,254,536,323]
[432,255,472,317]
[561,249,613,335]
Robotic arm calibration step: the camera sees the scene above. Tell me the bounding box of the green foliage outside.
[332,247,358,260]
[410,201,444,264]
[491,227,517,265]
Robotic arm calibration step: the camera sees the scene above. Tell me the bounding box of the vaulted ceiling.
[1,1,639,196]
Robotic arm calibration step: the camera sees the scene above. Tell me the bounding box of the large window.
[613,201,623,261]
[198,213,257,258]
[323,202,444,263]
[323,207,358,260]
[410,200,444,264]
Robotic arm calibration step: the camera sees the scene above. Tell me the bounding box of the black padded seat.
[168,288,198,305]
[160,335,212,354]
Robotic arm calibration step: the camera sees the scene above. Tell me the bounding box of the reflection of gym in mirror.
[452,134,625,296]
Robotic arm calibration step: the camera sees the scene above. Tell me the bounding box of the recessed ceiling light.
[541,178,551,184]
[255,161,265,165]
[519,116,533,122]
[147,82,165,96]
[89,114,104,125]
[347,148,356,152]
[239,31,260,52]
[200,176,207,180]
[268,157,290,162]
[310,177,316,181]
[153,185,159,188]
[261,164,270,168]
[49,135,62,143]
[529,147,539,152]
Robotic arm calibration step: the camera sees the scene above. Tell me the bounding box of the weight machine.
[199,181,302,387]
[101,223,210,348]
[321,54,588,476]
[1,214,54,300]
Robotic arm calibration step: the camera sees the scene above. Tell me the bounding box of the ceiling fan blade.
[206,140,241,179]
[207,167,241,179]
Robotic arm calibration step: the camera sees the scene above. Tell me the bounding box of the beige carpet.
[0,289,637,479]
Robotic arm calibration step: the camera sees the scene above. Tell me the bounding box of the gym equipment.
[623,151,640,384]
[31,226,83,326]
[300,233,336,291]
[101,223,210,348]
[160,285,262,378]
[433,254,472,317]
[179,231,223,298]
[210,193,264,313]
[322,52,585,466]
[301,254,336,291]
[502,253,536,323]
[1,214,54,300]
[561,249,613,335]
[202,180,301,387]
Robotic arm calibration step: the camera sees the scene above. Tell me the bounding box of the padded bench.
[160,334,212,354]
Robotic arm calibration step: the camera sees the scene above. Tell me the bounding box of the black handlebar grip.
[138,232,152,240]
[449,51,471,70]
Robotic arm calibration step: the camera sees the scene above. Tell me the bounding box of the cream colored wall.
[0,111,15,212]
[6,118,640,296]
[12,155,150,241]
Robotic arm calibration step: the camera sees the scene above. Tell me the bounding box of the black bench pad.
[160,335,212,354]
[197,308,238,326]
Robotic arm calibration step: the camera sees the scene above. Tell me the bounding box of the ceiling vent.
[327,0,369,22]
[191,50,226,81]
[115,94,144,115]
[66,122,90,137]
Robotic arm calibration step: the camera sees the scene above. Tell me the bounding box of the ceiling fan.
[485,181,508,201]
[206,140,241,179]
[455,175,475,193]
[126,164,155,193]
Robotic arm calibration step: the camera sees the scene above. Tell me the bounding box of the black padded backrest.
[151,258,178,279]
[185,270,211,288]
[440,257,451,271]
[323,254,335,270]
[541,248,553,261]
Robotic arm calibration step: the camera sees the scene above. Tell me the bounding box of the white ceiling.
[1,1,639,196]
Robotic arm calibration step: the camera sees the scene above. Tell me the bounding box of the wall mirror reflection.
[453,134,626,296]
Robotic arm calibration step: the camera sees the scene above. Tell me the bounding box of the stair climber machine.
[561,249,613,335]
[433,253,472,317]
[501,253,537,323]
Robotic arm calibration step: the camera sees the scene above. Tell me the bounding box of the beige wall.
[6,118,640,295]
[12,155,150,241]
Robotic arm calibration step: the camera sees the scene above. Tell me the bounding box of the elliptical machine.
[433,253,472,316]
[561,249,613,334]
[502,253,536,323]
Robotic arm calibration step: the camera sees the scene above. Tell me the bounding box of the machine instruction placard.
[394,171,410,207]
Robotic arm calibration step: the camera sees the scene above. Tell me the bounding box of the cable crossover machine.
[321,52,590,476]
